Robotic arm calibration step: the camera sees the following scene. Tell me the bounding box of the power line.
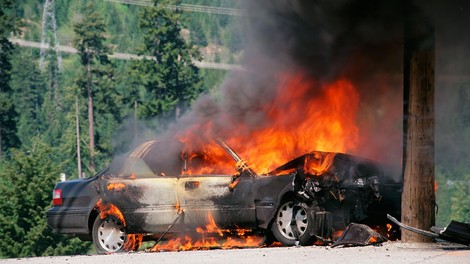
[104,0,243,16]
[168,4,243,16]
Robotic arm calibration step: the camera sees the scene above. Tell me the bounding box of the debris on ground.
[332,223,387,247]
[387,214,470,246]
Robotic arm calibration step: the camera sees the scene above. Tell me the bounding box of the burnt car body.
[46,140,402,253]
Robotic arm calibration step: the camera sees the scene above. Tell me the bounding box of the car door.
[177,173,257,231]
[100,151,183,234]
[104,176,182,234]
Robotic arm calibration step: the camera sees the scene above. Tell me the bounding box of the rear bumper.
[46,207,91,235]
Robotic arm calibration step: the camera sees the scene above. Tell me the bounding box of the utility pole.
[402,2,435,242]
[76,96,82,179]
[134,100,138,139]
[86,51,95,173]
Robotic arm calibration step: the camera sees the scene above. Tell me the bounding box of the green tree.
[41,46,67,147]
[73,1,117,173]
[90,61,122,162]
[10,51,47,147]
[450,177,470,223]
[132,0,203,121]
[0,0,20,159]
[0,139,91,257]
[188,20,208,46]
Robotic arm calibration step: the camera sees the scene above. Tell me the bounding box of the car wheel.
[92,215,127,254]
[271,200,315,246]
[260,230,276,247]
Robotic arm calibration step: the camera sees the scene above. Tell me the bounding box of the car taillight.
[52,189,62,206]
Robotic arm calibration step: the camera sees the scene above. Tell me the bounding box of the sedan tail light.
[52,189,63,206]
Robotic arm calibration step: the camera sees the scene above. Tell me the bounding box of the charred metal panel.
[269,151,402,230]
[131,209,184,234]
[332,153,383,183]
[178,174,256,229]
[332,223,387,247]
[435,221,470,245]
[100,172,257,234]
[313,211,334,239]
[100,177,180,233]
[253,174,295,229]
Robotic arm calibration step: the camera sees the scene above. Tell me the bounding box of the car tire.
[92,215,127,254]
[271,200,315,246]
[261,230,276,247]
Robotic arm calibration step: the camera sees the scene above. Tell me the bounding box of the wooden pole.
[86,51,95,173]
[76,96,82,179]
[402,2,435,242]
[134,100,138,139]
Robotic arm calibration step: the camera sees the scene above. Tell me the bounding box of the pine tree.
[132,0,203,122]
[10,51,47,147]
[72,1,115,173]
[0,0,21,159]
[41,47,66,147]
[450,177,470,223]
[0,139,91,257]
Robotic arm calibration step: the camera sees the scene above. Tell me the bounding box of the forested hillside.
[16,0,243,60]
[15,0,240,102]
[7,0,241,174]
[0,0,243,257]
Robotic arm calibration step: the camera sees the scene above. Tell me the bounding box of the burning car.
[46,139,401,253]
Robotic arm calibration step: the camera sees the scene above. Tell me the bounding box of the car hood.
[268,151,386,181]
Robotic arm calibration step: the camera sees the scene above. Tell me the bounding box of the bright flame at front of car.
[176,73,360,176]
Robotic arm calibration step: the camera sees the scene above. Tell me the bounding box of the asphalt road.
[1,242,468,264]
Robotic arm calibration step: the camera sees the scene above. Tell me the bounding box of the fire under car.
[46,139,402,253]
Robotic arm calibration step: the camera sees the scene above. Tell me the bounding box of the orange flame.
[365,227,383,244]
[113,73,362,251]
[333,230,344,240]
[95,199,142,252]
[107,182,126,191]
[96,199,126,225]
[228,178,240,189]
[369,236,378,243]
[151,235,264,252]
[179,72,359,175]
[151,213,262,251]
[304,152,337,176]
[124,234,143,251]
[372,224,399,241]
[198,213,226,236]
